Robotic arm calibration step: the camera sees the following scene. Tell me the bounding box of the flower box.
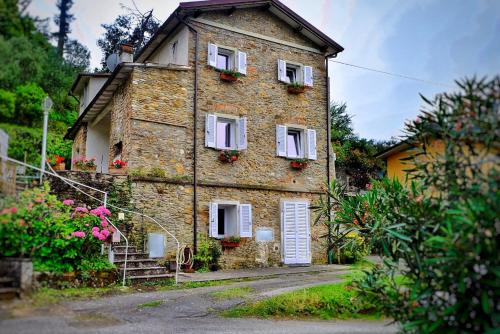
[290,160,307,170]
[52,163,65,171]
[109,166,128,175]
[287,85,306,95]
[221,240,240,248]
[219,70,240,82]
[219,150,239,163]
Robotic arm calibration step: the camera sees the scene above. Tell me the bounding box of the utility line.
[329,60,455,89]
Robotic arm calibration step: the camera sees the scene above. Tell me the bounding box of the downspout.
[179,16,199,254]
[325,52,336,264]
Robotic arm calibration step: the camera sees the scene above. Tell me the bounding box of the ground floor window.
[209,202,252,238]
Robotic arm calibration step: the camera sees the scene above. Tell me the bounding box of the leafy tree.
[64,39,90,70]
[14,83,46,126]
[0,89,15,121]
[329,101,396,189]
[97,5,159,69]
[53,0,74,57]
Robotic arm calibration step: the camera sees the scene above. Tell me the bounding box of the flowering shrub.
[112,159,126,169]
[0,183,114,273]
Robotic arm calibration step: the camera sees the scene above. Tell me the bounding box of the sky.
[28,0,500,141]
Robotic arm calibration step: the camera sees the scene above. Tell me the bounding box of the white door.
[281,201,311,265]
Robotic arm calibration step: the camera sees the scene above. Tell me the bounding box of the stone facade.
[69,7,336,268]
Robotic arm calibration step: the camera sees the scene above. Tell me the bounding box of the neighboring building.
[65,0,344,268]
[377,139,498,184]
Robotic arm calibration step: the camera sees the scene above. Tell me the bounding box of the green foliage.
[0,123,72,166]
[14,83,46,126]
[350,76,500,333]
[211,286,253,300]
[330,102,396,189]
[0,184,114,273]
[0,89,15,121]
[137,300,164,309]
[194,234,221,272]
[224,279,381,320]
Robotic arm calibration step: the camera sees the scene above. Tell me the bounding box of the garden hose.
[178,244,194,269]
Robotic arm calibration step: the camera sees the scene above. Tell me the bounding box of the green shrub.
[0,89,15,121]
[194,234,221,272]
[349,77,500,333]
[14,83,46,126]
[0,184,115,273]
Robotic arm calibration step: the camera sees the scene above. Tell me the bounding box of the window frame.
[215,116,237,150]
[215,46,236,71]
[285,125,306,159]
[285,63,301,84]
[214,201,239,239]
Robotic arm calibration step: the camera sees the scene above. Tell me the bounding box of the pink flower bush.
[35,198,43,203]
[63,199,75,206]
[90,206,111,218]
[101,229,110,238]
[74,207,89,214]
[71,231,86,238]
[1,207,17,215]
[101,220,108,227]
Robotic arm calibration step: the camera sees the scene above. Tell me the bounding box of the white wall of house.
[86,112,111,173]
[148,26,189,66]
[79,77,108,115]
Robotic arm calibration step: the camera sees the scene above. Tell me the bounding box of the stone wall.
[72,125,87,161]
[109,76,133,165]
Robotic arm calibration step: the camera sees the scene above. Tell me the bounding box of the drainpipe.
[325,52,336,264]
[179,16,199,254]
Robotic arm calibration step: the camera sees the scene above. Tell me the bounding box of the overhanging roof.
[136,0,344,63]
[70,72,111,96]
[375,141,411,160]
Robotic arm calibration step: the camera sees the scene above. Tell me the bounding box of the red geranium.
[113,160,127,169]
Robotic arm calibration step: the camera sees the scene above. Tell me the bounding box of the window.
[276,125,317,160]
[278,60,313,87]
[205,114,247,150]
[208,43,247,75]
[171,40,178,62]
[216,118,236,150]
[287,129,303,158]
[285,64,299,84]
[209,203,252,238]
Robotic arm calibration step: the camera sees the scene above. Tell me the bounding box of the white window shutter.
[236,51,247,75]
[239,204,252,238]
[207,43,218,67]
[307,129,317,160]
[304,66,313,87]
[209,202,218,237]
[276,125,287,157]
[205,114,217,148]
[238,117,247,150]
[278,59,287,83]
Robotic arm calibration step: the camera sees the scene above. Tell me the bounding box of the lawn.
[211,286,254,300]
[223,260,385,320]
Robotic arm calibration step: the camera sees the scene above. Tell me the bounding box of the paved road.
[0,270,398,334]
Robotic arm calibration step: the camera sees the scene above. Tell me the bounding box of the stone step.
[0,287,19,300]
[113,246,137,253]
[121,266,168,276]
[126,273,173,283]
[0,277,14,288]
[113,252,150,261]
[113,259,159,268]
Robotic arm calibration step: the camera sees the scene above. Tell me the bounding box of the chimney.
[119,43,134,63]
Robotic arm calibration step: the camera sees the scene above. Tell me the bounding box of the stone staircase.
[0,276,19,300]
[112,245,173,284]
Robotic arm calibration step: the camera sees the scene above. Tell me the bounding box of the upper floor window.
[276,125,317,160]
[205,113,247,151]
[208,43,247,75]
[278,60,313,87]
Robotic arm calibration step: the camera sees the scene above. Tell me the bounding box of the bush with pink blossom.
[0,183,116,273]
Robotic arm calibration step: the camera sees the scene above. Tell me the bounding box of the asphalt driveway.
[0,269,398,334]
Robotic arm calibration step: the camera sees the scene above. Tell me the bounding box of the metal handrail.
[104,217,129,287]
[1,156,181,285]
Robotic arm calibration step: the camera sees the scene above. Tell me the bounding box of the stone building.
[65,0,344,268]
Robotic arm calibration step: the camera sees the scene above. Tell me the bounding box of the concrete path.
[178,264,351,282]
[0,267,398,334]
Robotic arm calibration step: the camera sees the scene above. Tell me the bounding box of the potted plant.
[109,159,127,174]
[74,157,97,172]
[219,150,239,163]
[287,82,306,94]
[219,69,241,82]
[290,158,308,170]
[221,236,241,248]
[48,155,65,171]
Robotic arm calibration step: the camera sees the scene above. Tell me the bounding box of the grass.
[211,286,254,300]
[223,278,382,320]
[137,300,164,309]
[222,260,383,321]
